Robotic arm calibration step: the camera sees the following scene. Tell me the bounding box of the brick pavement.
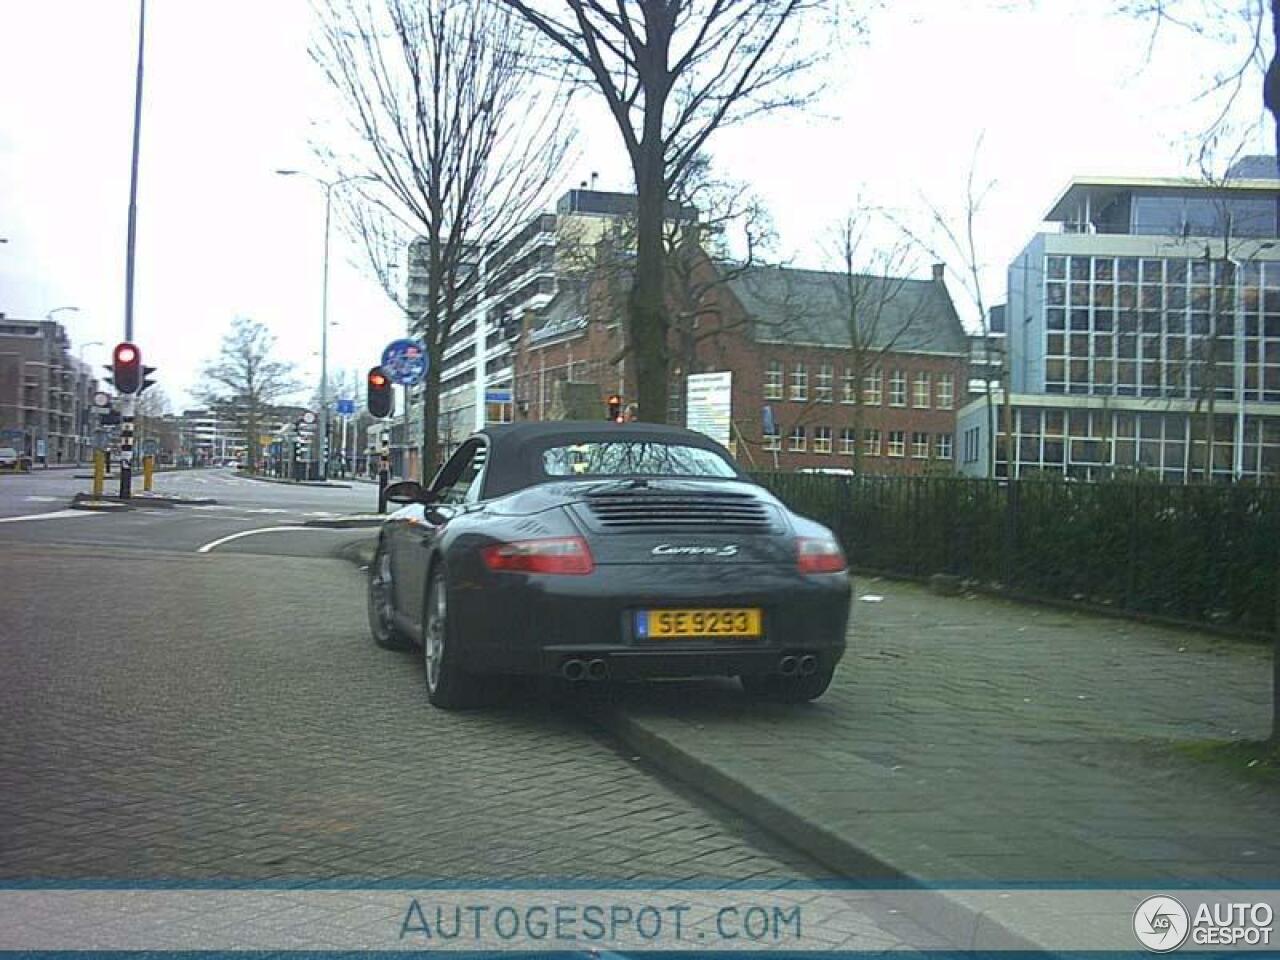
[0,545,830,886]
[603,576,1280,885]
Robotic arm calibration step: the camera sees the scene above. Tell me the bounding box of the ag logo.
[1134,895,1190,952]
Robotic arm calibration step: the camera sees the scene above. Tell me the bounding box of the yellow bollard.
[143,454,155,492]
[92,450,105,498]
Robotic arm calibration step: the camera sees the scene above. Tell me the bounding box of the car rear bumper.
[449,561,851,680]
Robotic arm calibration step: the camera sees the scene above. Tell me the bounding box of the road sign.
[485,390,512,404]
[336,398,356,416]
[300,410,317,425]
[381,338,428,386]
[92,391,111,409]
[142,438,158,456]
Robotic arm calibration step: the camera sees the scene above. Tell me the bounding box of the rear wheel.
[368,543,411,650]
[740,665,836,703]
[422,568,485,710]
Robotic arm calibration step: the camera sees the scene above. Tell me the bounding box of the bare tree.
[1125,0,1278,171]
[829,211,935,475]
[198,317,302,472]
[501,0,839,423]
[314,0,572,480]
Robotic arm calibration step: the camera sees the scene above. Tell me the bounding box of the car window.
[434,441,487,505]
[540,441,737,479]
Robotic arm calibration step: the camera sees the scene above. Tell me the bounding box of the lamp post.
[276,170,369,481]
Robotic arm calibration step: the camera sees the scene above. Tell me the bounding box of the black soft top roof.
[478,420,742,498]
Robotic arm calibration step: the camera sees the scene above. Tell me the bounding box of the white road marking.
[0,509,104,524]
[23,496,60,502]
[196,526,318,553]
[191,504,237,511]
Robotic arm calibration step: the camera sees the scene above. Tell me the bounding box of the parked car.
[367,421,851,709]
[0,447,21,471]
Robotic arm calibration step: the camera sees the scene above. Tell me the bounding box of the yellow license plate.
[636,608,762,639]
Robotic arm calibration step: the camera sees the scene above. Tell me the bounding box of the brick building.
[0,314,101,464]
[511,258,969,474]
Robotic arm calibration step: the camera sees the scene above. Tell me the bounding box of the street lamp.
[275,169,372,481]
[46,305,80,325]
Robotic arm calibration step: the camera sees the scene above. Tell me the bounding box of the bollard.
[92,450,105,498]
[143,454,154,491]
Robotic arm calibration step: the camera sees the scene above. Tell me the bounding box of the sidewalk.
[600,576,1279,887]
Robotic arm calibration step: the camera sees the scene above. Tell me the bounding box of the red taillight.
[481,536,595,575]
[796,537,847,574]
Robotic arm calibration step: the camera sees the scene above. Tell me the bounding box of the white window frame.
[788,425,806,452]
[937,373,955,410]
[813,426,833,454]
[912,372,931,409]
[888,430,906,457]
[936,433,953,460]
[816,364,833,402]
[863,368,882,406]
[841,368,856,404]
[764,360,783,401]
[889,370,907,407]
[911,431,930,459]
[839,428,856,455]
[864,429,881,457]
[790,363,808,401]
[763,431,781,452]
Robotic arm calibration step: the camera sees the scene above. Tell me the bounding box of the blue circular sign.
[381,338,429,386]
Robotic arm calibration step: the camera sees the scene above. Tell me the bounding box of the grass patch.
[1174,739,1280,784]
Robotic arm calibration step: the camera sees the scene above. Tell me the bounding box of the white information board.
[685,371,732,447]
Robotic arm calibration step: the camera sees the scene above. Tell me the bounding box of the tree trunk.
[421,360,442,483]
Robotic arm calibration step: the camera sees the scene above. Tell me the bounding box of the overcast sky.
[0,0,1270,410]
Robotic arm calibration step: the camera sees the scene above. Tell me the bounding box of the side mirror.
[385,480,433,505]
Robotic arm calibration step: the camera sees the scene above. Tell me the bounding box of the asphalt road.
[0,468,860,889]
[0,466,378,556]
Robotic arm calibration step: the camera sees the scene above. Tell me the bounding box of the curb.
[241,474,353,489]
[132,495,218,506]
[303,516,385,529]
[592,708,1054,953]
[69,496,134,512]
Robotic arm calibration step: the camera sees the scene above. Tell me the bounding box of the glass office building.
[958,165,1280,481]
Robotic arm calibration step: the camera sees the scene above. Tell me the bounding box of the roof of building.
[723,264,968,355]
[525,281,590,345]
[1044,175,1280,221]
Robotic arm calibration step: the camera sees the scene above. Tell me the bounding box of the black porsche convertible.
[367,421,851,709]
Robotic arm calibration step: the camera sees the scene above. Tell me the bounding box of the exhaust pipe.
[562,659,586,682]
[778,655,799,677]
[586,658,610,681]
[798,654,818,677]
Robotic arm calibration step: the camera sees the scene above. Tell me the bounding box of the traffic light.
[607,394,623,422]
[367,366,392,419]
[110,342,142,394]
[140,365,157,394]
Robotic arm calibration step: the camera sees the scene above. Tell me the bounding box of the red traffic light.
[367,365,392,419]
[111,341,142,393]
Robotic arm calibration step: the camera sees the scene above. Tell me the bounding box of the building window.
[813,426,832,453]
[839,428,856,455]
[790,363,808,401]
[937,373,955,410]
[764,360,783,401]
[889,370,907,407]
[763,431,781,452]
[912,373,931,408]
[863,429,881,457]
[936,433,954,460]
[887,430,906,457]
[963,427,981,465]
[863,368,882,406]
[788,425,806,452]
[841,368,856,403]
[912,431,930,458]
[816,364,833,402]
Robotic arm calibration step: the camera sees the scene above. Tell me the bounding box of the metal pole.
[319,184,332,481]
[119,395,135,498]
[474,247,488,431]
[124,0,146,343]
[1235,260,1246,481]
[378,424,390,514]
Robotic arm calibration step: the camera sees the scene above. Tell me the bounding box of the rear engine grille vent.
[585,493,772,531]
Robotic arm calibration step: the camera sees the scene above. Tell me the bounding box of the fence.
[752,473,1280,635]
